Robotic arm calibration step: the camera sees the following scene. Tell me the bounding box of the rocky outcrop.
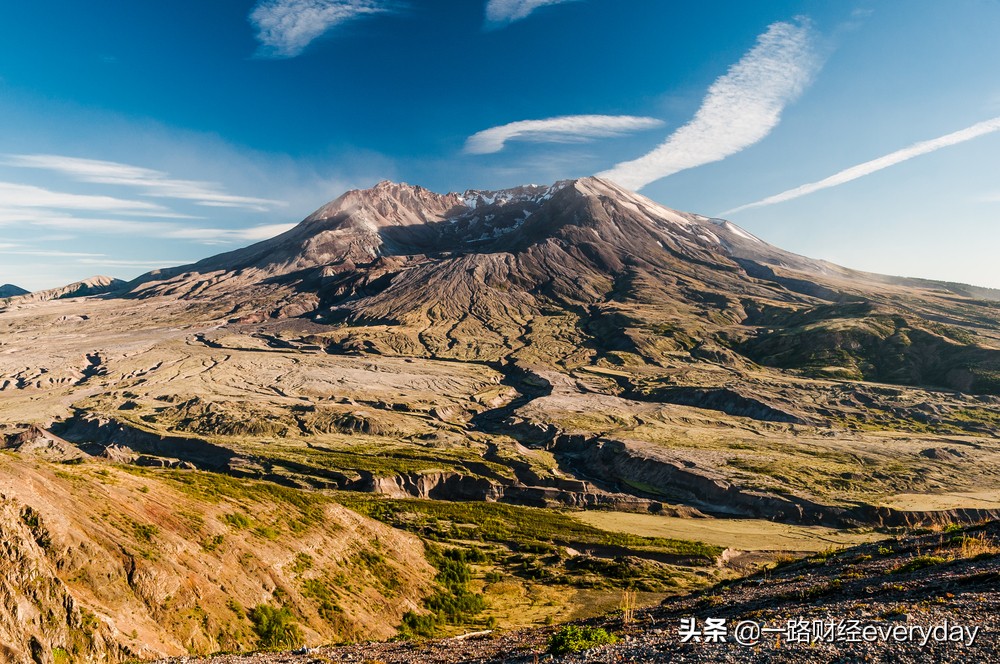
[551,434,1000,528]
[1,426,86,463]
[0,496,127,664]
[355,469,666,513]
[51,413,237,471]
[637,386,807,424]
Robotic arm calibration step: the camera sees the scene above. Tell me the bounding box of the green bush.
[223,512,251,529]
[425,587,486,623]
[247,604,303,649]
[401,610,439,638]
[891,555,947,575]
[399,546,487,638]
[548,625,618,655]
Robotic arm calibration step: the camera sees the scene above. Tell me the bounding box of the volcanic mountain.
[127,177,1000,391]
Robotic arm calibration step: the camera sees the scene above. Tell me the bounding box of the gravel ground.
[166,522,1000,664]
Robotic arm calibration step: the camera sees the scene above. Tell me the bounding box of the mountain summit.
[124,177,823,313]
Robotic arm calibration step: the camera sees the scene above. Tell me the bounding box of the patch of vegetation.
[226,598,243,615]
[291,552,313,574]
[621,478,668,496]
[333,495,720,560]
[247,604,303,649]
[801,579,842,599]
[891,555,947,575]
[400,546,486,638]
[124,468,333,535]
[301,577,351,632]
[133,522,158,543]
[560,555,681,592]
[740,306,1000,396]
[340,494,713,605]
[253,525,281,540]
[223,512,252,529]
[547,625,619,655]
[810,546,841,563]
[951,532,1000,559]
[350,548,403,596]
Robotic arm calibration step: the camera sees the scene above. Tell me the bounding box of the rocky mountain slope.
[0,446,433,663]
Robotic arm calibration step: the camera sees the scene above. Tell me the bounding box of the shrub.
[133,523,158,543]
[248,604,303,649]
[399,546,486,638]
[957,533,1000,559]
[401,610,438,638]
[891,555,947,575]
[223,512,252,529]
[547,625,618,655]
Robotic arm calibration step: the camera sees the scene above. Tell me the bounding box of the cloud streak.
[4,154,285,211]
[0,211,296,244]
[250,0,393,58]
[0,182,179,216]
[464,115,664,155]
[722,116,1000,215]
[599,18,820,191]
[485,0,579,26]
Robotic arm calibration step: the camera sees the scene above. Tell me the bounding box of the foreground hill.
[173,520,1000,663]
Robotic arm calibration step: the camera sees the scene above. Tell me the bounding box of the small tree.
[248,604,303,649]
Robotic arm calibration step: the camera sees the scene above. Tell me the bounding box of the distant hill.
[1,276,125,305]
[0,284,29,298]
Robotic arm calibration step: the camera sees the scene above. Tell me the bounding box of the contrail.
[723,116,1000,215]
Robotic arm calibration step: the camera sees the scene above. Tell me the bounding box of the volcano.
[123,176,1000,392]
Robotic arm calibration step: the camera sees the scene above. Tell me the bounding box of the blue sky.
[2,0,1000,290]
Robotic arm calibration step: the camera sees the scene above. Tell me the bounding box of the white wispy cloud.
[250,0,393,58]
[165,223,297,242]
[4,154,285,211]
[75,258,196,268]
[0,249,105,258]
[723,116,1000,215]
[485,0,578,26]
[464,115,664,155]
[599,18,820,191]
[0,181,179,216]
[0,212,296,244]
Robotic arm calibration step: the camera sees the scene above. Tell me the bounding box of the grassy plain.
[574,511,883,552]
